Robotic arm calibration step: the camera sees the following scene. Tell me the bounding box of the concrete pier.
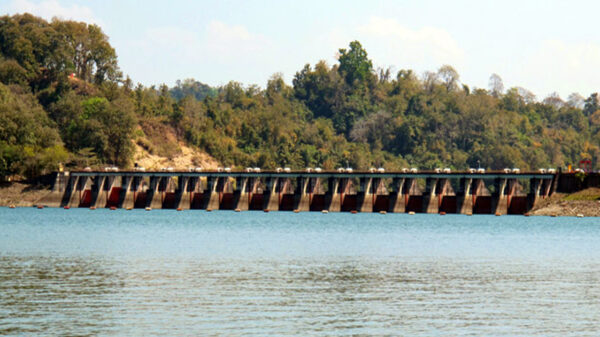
[423,177,439,214]
[38,172,69,207]
[324,178,341,212]
[121,176,135,209]
[358,177,374,213]
[263,177,279,211]
[146,176,165,209]
[233,177,250,211]
[204,176,222,210]
[45,169,559,214]
[491,178,508,215]
[94,176,115,208]
[528,177,553,210]
[174,176,191,210]
[388,177,406,213]
[294,177,312,211]
[64,175,80,207]
[457,178,473,214]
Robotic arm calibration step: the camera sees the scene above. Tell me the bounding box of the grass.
[563,188,600,201]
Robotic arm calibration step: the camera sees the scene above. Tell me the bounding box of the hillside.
[1,14,599,182]
[133,119,218,170]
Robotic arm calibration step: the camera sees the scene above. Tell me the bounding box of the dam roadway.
[38,169,564,215]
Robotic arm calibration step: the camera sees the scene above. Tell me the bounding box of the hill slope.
[1,14,599,182]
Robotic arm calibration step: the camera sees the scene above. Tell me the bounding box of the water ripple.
[1,208,599,335]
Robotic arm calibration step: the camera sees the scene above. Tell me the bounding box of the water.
[1,208,599,336]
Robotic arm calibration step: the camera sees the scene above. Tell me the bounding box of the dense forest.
[1,14,599,180]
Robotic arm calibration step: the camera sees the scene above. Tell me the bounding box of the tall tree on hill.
[488,73,504,97]
[567,93,585,109]
[337,40,373,87]
[170,79,217,101]
[51,19,120,84]
[584,93,599,116]
[437,65,460,92]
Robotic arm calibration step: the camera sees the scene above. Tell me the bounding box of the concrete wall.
[38,171,568,214]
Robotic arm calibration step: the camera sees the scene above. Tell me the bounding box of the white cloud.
[515,40,600,97]
[2,0,99,24]
[308,16,466,80]
[358,17,464,64]
[356,17,465,72]
[205,21,270,59]
[140,26,202,62]
[138,21,270,63]
[127,21,275,86]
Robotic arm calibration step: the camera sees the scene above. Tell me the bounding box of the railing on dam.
[40,170,559,215]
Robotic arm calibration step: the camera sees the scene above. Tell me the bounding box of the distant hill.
[1,14,598,181]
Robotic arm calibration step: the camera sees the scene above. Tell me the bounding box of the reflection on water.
[1,208,600,336]
[0,256,123,336]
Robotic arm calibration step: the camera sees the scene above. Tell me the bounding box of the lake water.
[1,208,599,336]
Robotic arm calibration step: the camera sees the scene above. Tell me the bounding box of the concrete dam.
[36,169,577,215]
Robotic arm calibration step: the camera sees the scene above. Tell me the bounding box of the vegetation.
[1,14,599,180]
[563,188,600,201]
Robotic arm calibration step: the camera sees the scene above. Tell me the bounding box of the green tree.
[52,19,121,83]
[170,78,217,101]
[337,40,373,86]
[583,93,599,116]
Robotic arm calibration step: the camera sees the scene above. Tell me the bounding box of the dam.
[36,169,569,215]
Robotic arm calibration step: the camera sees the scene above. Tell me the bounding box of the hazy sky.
[2,0,600,99]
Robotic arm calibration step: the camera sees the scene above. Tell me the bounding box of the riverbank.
[0,182,51,207]
[529,188,600,217]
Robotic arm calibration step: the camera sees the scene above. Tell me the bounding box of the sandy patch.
[132,142,219,170]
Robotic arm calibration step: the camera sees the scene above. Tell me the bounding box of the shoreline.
[0,182,53,208]
[528,188,600,217]
[1,182,598,217]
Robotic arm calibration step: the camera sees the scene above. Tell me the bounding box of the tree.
[349,111,397,150]
[583,93,599,116]
[337,41,373,86]
[488,73,504,97]
[377,66,393,84]
[292,61,345,121]
[437,65,459,91]
[266,72,292,101]
[567,93,585,109]
[0,82,65,178]
[542,92,564,109]
[515,87,536,104]
[2,13,600,176]
[170,78,217,101]
[65,97,135,166]
[51,19,120,83]
[0,58,29,86]
[422,71,439,93]
[0,14,66,90]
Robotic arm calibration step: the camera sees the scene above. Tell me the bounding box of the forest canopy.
[1,14,599,180]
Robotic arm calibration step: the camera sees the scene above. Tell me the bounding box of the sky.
[2,0,600,99]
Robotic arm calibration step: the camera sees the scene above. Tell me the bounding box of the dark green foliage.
[63,96,135,166]
[0,83,67,179]
[584,93,599,117]
[170,79,217,101]
[338,41,373,86]
[0,14,119,93]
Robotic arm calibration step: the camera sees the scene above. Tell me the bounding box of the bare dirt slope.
[133,142,219,170]
[0,183,51,207]
[134,119,219,170]
[530,188,600,217]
